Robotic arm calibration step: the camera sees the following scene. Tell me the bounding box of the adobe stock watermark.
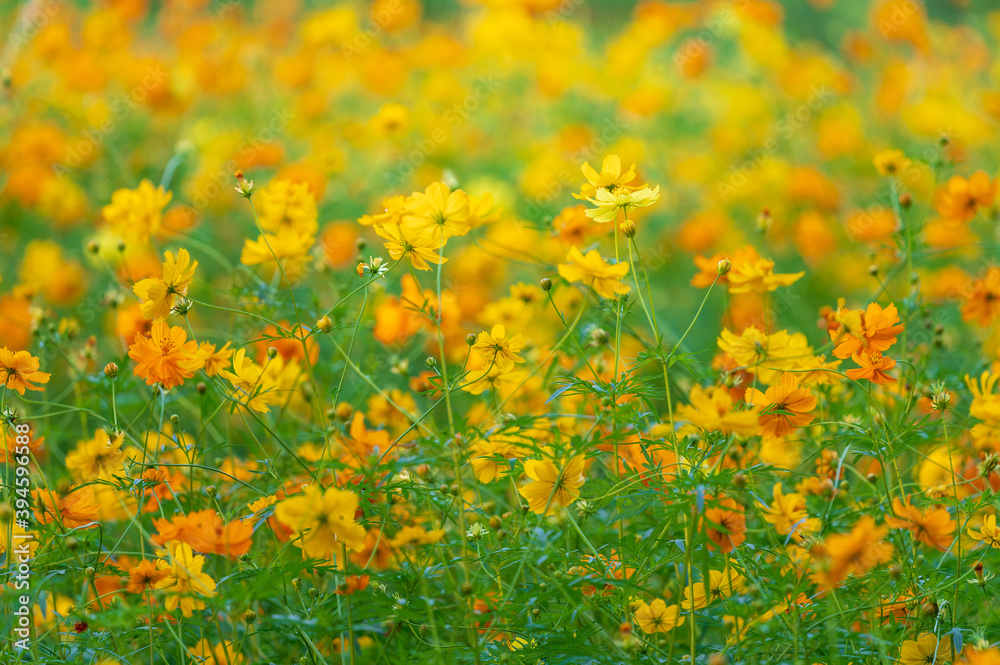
[342,0,412,62]
[54,64,169,174]
[716,85,835,202]
[10,421,36,652]
[383,75,502,188]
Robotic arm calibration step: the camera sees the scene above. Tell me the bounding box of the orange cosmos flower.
[817,515,893,589]
[830,302,904,360]
[846,349,897,385]
[0,347,51,395]
[885,497,956,551]
[126,559,169,594]
[702,495,747,553]
[128,321,203,390]
[33,486,100,529]
[744,373,817,438]
[934,171,996,222]
[962,267,1000,327]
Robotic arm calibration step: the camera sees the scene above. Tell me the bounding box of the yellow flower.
[188,639,244,665]
[762,483,819,543]
[633,599,684,634]
[898,633,954,665]
[682,568,745,610]
[218,349,277,413]
[968,514,1000,548]
[675,384,759,437]
[374,223,447,271]
[154,541,216,617]
[274,484,367,561]
[518,455,586,515]
[727,258,804,295]
[256,179,318,236]
[472,324,526,371]
[557,246,630,299]
[873,149,911,177]
[101,179,172,242]
[65,429,128,482]
[584,185,660,224]
[195,341,234,377]
[404,181,470,239]
[240,228,315,283]
[0,347,51,395]
[132,248,198,322]
[574,154,638,200]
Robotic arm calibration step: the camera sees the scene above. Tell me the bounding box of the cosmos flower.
[128,321,203,390]
[557,246,630,299]
[518,455,586,515]
[132,247,198,322]
[0,347,50,395]
[154,541,217,617]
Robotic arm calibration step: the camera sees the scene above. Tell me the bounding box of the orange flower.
[0,347,51,395]
[335,574,370,595]
[830,302,904,360]
[962,267,1000,327]
[702,496,747,553]
[33,487,100,529]
[151,509,254,558]
[744,373,817,438]
[126,560,169,594]
[817,515,893,588]
[128,321,203,390]
[885,498,956,551]
[934,171,996,222]
[846,350,897,385]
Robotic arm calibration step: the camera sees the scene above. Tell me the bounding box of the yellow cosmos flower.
[873,148,911,176]
[255,179,318,236]
[240,228,316,283]
[682,568,745,610]
[898,633,954,665]
[557,246,630,299]
[574,154,638,200]
[275,485,367,561]
[0,347,51,395]
[404,181,470,239]
[584,185,660,224]
[154,541,216,617]
[472,324,526,371]
[218,348,277,413]
[101,179,172,242]
[727,258,804,295]
[633,599,684,634]
[374,222,447,271]
[132,247,198,322]
[518,455,586,515]
[968,514,1000,548]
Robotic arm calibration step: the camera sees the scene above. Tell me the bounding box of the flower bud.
[243,609,257,623]
[540,277,553,291]
[620,219,637,238]
[466,334,476,346]
[316,316,333,333]
[717,258,732,276]
[899,192,912,209]
[104,362,119,378]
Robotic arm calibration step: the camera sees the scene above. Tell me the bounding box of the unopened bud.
[540,277,553,291]
[104,362,119,378]
[717,258,732,276]
[466,334,476,346]
[316,316,333,333]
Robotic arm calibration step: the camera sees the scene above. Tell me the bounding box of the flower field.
[4,0,1000,663]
